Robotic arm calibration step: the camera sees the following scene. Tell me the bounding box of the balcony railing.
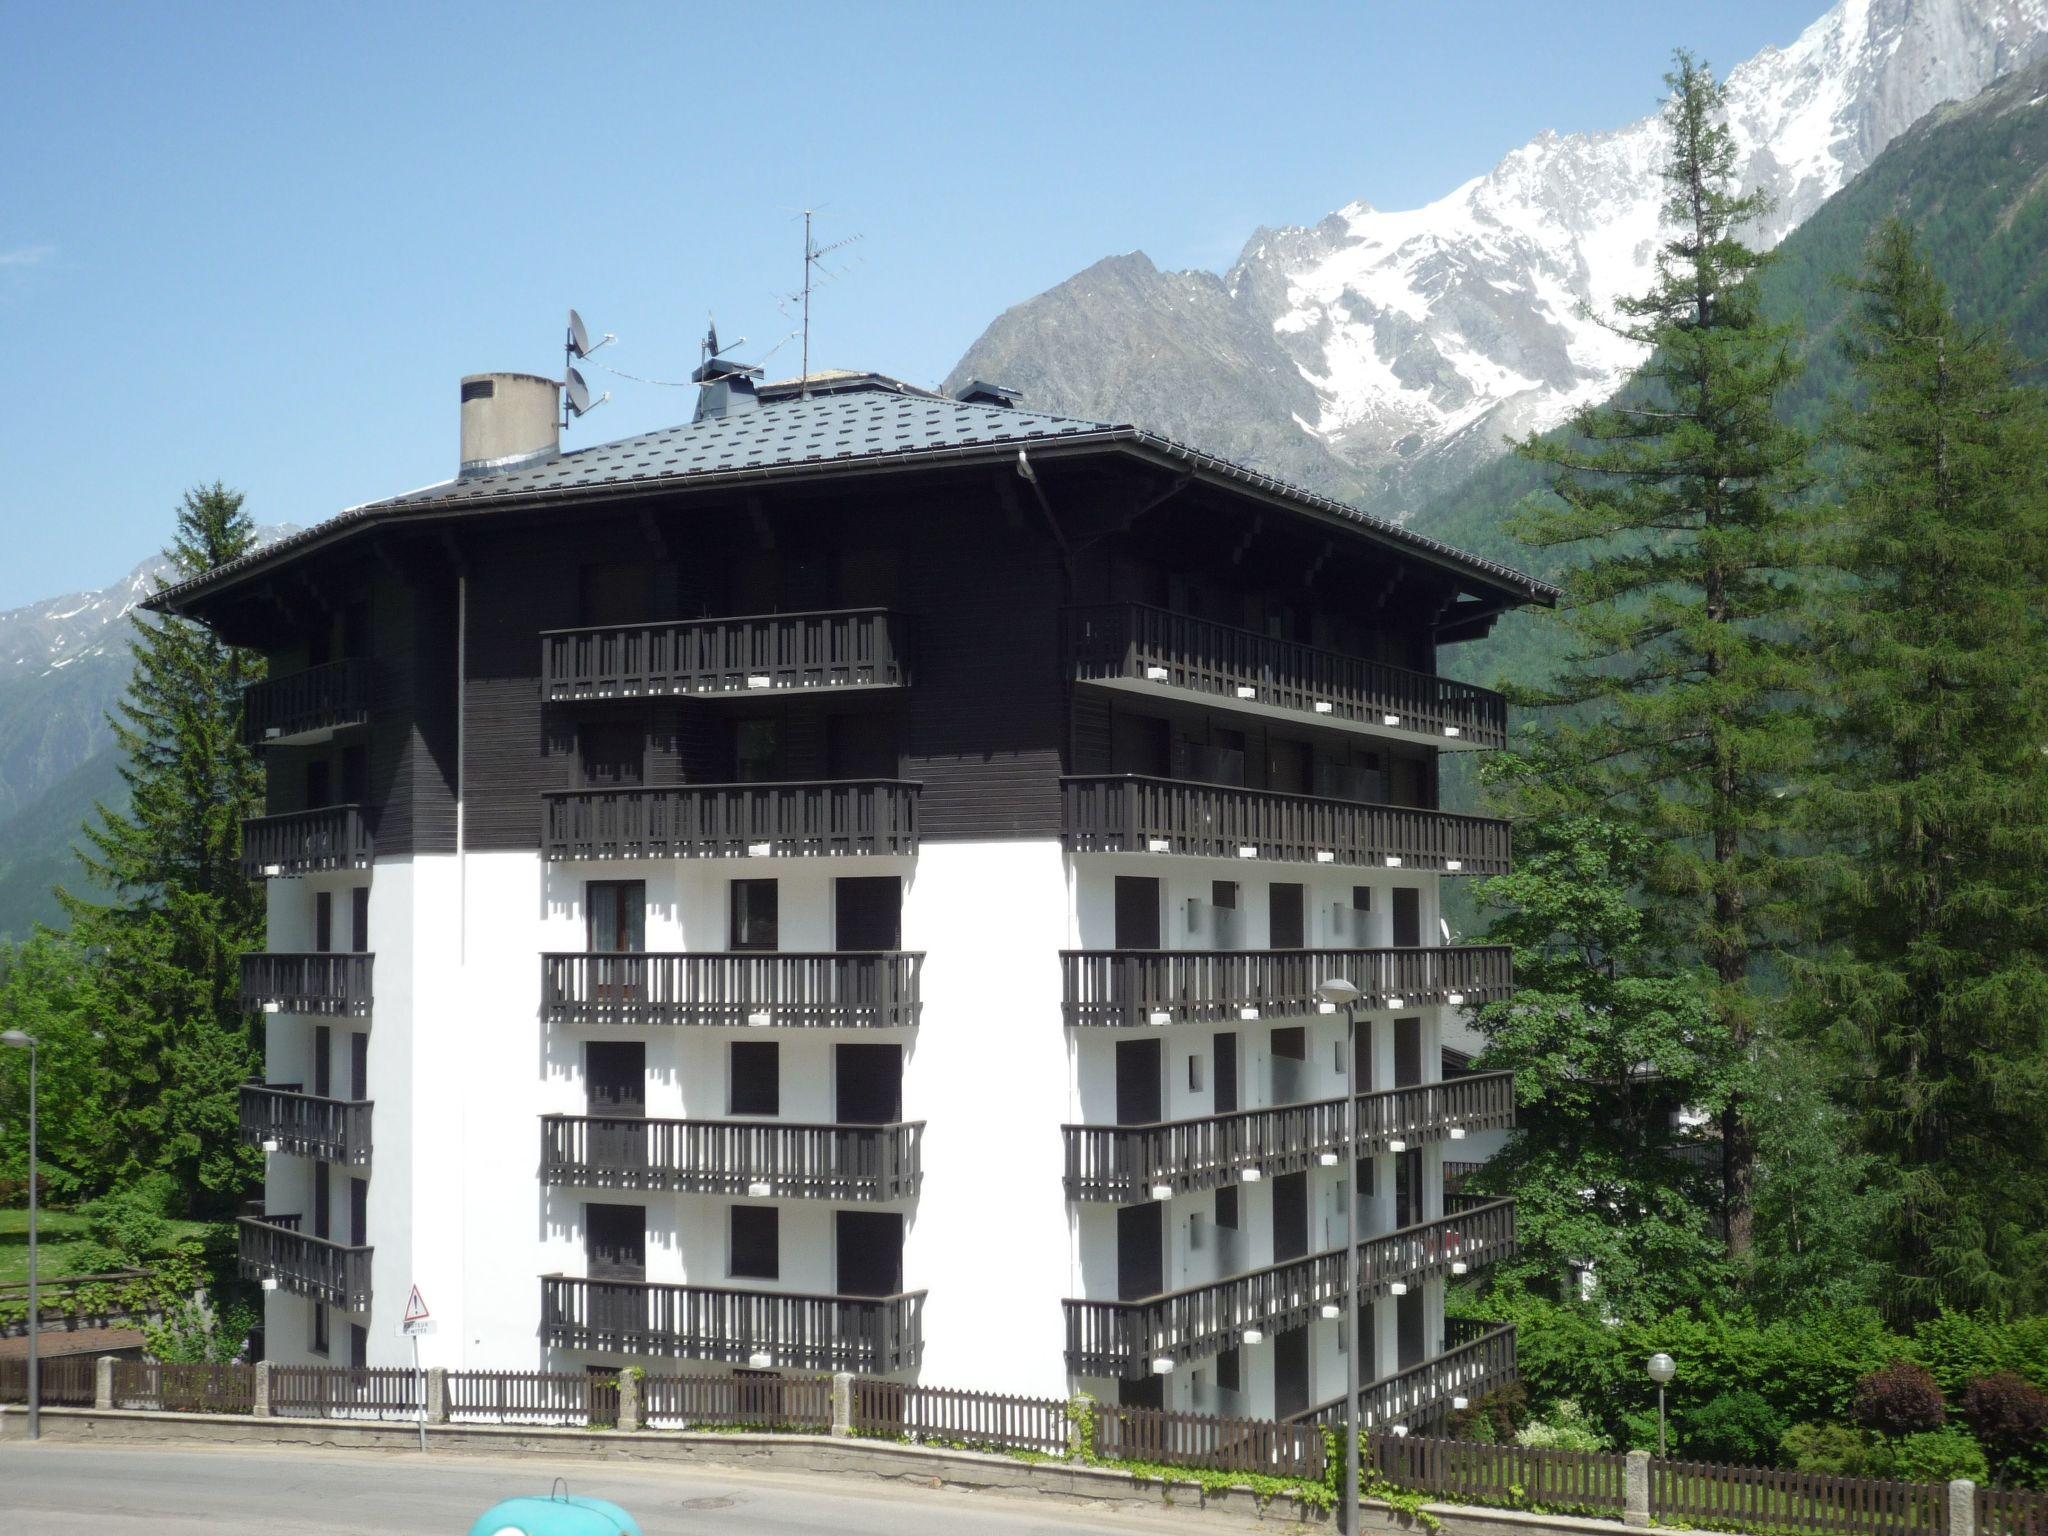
[237,1212,373,1312]
[1063,1072,1516,1202]
[1060,946,1512,1028]
[239,1083,373,1166]
[1067,604,1507,749]
[240,805,372,879]
[240,953,374,1018]
[1292,1322,1519,1432]
[241,658,374,747]
[1064,1200,1515,1378]
[542,952,922,1029]
[542,780,920,862]
[540,1115,923,1201]
[540,1275,924,1374]
[1062,776,1509,874]
[541,608,910,701]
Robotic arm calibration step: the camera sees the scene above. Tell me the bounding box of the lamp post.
[1647,1352,1676,1458]
[3,1029,39,1442]
[1316,977,1363,1535]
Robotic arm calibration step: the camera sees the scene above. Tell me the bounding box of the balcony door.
[1212,1032,1239,1115]
[834,1044,901,1124]
[1116,1202,1164,1300]
[586,1041,647,1173]
[1114,877,1160,951]
[834,877,901,951]
[1394,1018,1423,1088]
[313,1025,332,1098]
[1268,883,1305,950]
[587,880,646,1006]
[1274,1325,1311,1420]
[1397,1288,1426,1369]
[1391,887,1421,948]
[349,1177,367,1247]
[1271,1171,1309,1263]
[349,1033,368,1101]
[314,890,333,953]
[835,1211,903,1297]
[1115,1039,1162,1125]
[585,1203,646,1339]
[730,879,779,950]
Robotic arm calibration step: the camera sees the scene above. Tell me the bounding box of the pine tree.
[1511,52,1813,1262]
[59,483,266,1214]
[1793,220,2048,1317]
[1466,747,1730,1320]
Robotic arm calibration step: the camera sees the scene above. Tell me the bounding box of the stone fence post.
[1068,1393,1097,1461]
[94,1356,116,1411]
[1949,1479,1976,1536]
[1623,1449,1651,1528]
[426,1367,449,1425]
[251,1360,272,1418]
[615,1369,640,1433]
[830,1373,853,1437]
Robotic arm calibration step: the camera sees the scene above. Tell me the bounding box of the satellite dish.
[568,309,592,359]
[566,367,592,416]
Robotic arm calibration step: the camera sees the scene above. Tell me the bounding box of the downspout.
[1015,449,1076,599]
[456,569,467,963]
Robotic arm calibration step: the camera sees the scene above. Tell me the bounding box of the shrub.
[1516,1399,1611,1453]
[78,1185,175,1267]
[1961,1374,2048,1476]
[1781,1422,1878,1477]
[1871,1428,1990,1485]
[1853,1362,1947,1437]
[145,1293,257,1365]
[1677,1390,1788,1465]
[1447,1381,1527,1445]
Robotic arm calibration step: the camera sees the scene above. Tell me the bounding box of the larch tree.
[1510,52,1814,1263]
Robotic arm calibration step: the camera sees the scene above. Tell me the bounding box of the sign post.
[400,1285,436,1453]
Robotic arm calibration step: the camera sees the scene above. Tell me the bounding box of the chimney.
[955,379,1021,408]
[692,355,762,423]
[459,373,561,479]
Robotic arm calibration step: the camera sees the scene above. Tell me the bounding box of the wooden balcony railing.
[239,1083,373,1166]
[1292,1322,1518,1432]
[1066,604,1507,749]
[540,1115,923,1201]
[541,608,910,701]
[1063,1072,1516,1201]
[239,953,374,1018]
[1060,946,1512,1028]
[1063,1200,1515,1378]
[237,1213,373,1312]
[542,780,919,861]
[1061,776,1509,874]
[240,805,372,879]
[542,952,922,1029]
[241,658,374,747]
[540,1276,924,1374]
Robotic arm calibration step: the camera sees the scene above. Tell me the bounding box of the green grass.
[0,1207,216,1287]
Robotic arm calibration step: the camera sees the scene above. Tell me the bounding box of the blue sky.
[1,0,1823,607]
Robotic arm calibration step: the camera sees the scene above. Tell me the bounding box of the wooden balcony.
[1064,1199,1515,1378]
[1062,776,1509,874]
[241,658,373,748]
[540,1275,924,1374]
[542,780,919,862]
[239,1082,373,1167]
[542,952,922,1029]
[240,953,373,1018]
[541,608,910,702]
[240,805,372,879]
[540,1115,923,1201]
[1066,604,1507,750]
[1292,1321,1518,1432]
[237,1212,372,1312]
[1063,1071,1516,1202]
[1060,946,1512,1028]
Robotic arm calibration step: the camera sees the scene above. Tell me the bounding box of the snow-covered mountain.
[947,0,2048,515]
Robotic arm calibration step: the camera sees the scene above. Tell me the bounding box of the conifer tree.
[1511,53,1813,1262]
[1794,220,2048,1317]
[59,483,266,1213]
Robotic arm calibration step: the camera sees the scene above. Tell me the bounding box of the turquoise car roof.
[467,1494,643,1536]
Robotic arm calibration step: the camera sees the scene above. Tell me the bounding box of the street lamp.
[1316,977,1363,1535]
[2,1029,38,1442]
[1647,1352,1676,1458]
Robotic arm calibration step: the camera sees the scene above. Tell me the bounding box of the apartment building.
[157,356,1553,1429]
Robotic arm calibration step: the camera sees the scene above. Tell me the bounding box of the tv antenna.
[787,210,862,397]
[563,308,615,429]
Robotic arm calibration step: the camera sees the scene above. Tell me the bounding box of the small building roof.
[0,1326,147,1360]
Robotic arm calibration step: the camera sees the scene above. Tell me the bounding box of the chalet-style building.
[154,355,1552,1429]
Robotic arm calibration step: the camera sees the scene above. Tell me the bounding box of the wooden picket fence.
[110,1360,255,1414]
[1650,1455,1952,1536]
[850,1379,1068,1455]
[1981,1486,2048,1536]
[271,1364,422,1420]
[447,1369,616,1427]
[1371,1433,1626,1516]
[0,1354,96,1405]
[1100,1400,1327,1481]
[644,1371,831,1431]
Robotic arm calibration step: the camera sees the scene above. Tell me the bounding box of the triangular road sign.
[403,1284,430,1323]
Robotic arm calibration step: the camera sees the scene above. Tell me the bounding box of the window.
[1217,1346,1241,1394]
[1215,1184,1239,1231]
[351,887,370,954]
[579,721,645,787]
[314,890,333,954]
[1352,886,1372,913]
[1391,886,1421,947]
[730,1206,779,1280]
[586,881,645,953]
[1212,880,1238,910]
[349,1324,368,1370]
[1271,1025,1307,1061]
[1269,883,1305,949]
[1114,876,1161,950]
[1187,1054,1204,1093]
[729,1040,780,1116]
[735,718,780,783]
[730,879,779,950]
[834,877,901,951]
[311,1303,329,1357]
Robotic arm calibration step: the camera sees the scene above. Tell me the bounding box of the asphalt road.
[0,1441,1203,1535]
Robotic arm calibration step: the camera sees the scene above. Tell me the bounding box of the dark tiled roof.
[152,385,1558,608]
